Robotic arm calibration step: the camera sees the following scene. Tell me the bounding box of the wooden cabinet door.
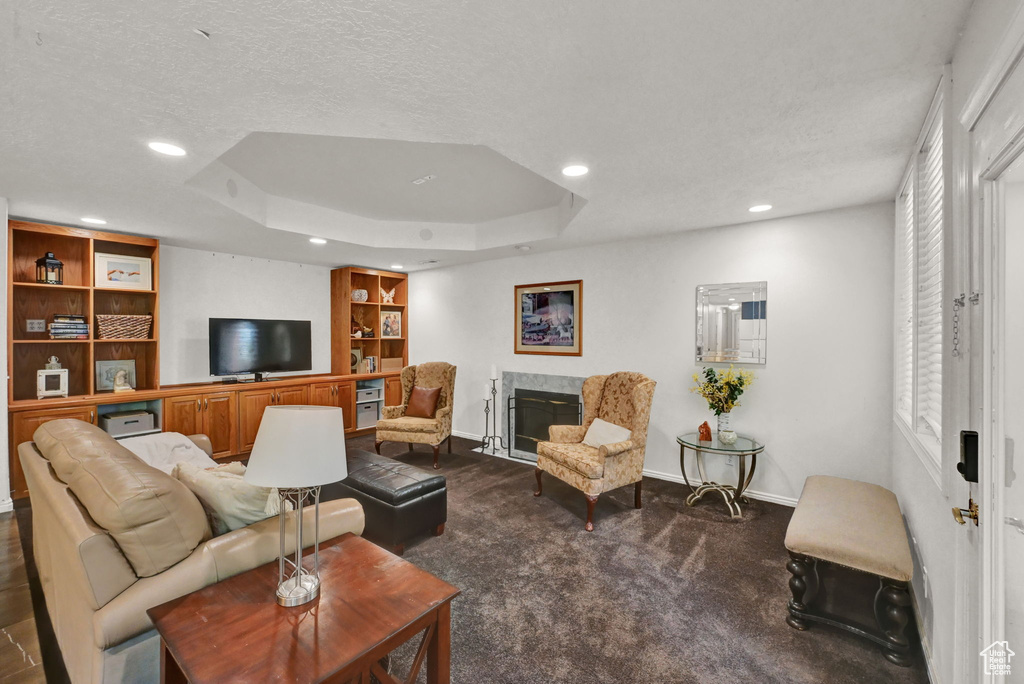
[309,383,338,407]
[10,405,97,499]
[338,381,354,431]
[164,395,203,438]
[384,375,403,407]
[202,392,238,458]
[276,385,308,406]
[238,389,276,452]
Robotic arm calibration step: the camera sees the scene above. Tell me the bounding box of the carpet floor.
[16,435,929,683]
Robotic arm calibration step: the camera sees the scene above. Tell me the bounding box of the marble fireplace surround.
[501,371,586,462]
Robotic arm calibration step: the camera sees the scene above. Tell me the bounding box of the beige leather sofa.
[19,419,365,684]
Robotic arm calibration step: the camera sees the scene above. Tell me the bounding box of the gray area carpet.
[15,434,929,683]
[357,435,929,684]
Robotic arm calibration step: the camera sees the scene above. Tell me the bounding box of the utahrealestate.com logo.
[980,641,1015,676]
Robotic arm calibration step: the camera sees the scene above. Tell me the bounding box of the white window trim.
[893,74,951,492]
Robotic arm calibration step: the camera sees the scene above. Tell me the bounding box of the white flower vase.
[717,412,738,445]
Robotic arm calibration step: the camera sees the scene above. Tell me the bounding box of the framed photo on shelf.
[350,347,363,373]
[95,359,136,391]
[95,253,153,290]
[514,280,582,356]
[381,311,402,338]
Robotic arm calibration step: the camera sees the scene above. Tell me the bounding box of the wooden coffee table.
[147,533,460,683]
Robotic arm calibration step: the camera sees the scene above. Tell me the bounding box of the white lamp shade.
[244,406,348,488]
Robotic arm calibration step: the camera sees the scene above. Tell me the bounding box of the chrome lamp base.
[276,486,322,608]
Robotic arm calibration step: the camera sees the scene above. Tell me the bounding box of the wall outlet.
[26,319,46,333]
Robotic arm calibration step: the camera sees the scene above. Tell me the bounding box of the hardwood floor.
[0,511,45,683]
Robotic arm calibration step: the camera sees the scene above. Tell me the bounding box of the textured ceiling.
[0,1,972,271]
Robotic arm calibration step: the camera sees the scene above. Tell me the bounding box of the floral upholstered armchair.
[374,362,457,469]
[535,371,656,531]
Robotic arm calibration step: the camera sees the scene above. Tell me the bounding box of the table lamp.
[244,405,348,607]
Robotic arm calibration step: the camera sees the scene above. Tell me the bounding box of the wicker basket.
[96,314,153,340]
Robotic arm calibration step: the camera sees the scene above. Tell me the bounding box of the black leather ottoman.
[322,449,447,556]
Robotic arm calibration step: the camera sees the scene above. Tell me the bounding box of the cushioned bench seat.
[784,475,915,667]
[323,449,447,556]
[785,475,913,582]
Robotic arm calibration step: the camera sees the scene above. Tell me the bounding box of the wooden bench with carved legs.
[784,475,916,667]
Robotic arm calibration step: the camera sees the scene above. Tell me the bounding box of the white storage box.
[356,402,379,428]
[100,410,156,437]
[356,388,382,402]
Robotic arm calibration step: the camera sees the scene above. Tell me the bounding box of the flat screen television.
[209,318,312,380]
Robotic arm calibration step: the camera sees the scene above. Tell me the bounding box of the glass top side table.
[677,432,765,519]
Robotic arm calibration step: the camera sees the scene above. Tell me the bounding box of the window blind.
[896,181,915,419]
[915,119,944,442]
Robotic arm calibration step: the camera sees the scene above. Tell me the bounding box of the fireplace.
[509,389,581,454]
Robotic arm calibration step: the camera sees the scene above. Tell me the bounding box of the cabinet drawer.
[355,388,381,402]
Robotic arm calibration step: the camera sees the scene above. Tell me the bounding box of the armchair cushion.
[535,442,604,479]
[375,416,441,433]
[582,418,631,449]
[407,386,441,418]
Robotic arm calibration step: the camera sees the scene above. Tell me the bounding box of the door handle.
[204,398,209,410]
[952,498,979,526]
[196,399,201,412]
[90,410,94,422]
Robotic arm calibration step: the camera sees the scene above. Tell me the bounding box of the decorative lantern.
[35,252,63,285]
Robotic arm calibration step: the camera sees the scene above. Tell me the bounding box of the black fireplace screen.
[508,389,582,454]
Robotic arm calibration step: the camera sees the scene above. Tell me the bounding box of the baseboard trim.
[452,431,797,507]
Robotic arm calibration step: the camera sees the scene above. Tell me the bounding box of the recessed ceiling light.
[543,287,551,291]
[309,237,327,245]
[193,28,211,39]
[728,298,736,301]
[562,165,589,177]
[411,174,436,185]
[728,303,741,310]
[515,245,532,252]
[749,204,772,213]
[148,141,186,156]
[391,264,403,270]
[81,217,106,225]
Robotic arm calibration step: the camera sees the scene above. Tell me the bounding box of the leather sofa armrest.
[186,434,214,457]
[204,498,365,582]
[599,440,635,458]
[549,424,587,443]
[382,405,406,419]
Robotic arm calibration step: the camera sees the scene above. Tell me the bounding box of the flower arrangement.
[691,365,755,416]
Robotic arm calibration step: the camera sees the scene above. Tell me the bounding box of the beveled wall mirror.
[696,281,767,364]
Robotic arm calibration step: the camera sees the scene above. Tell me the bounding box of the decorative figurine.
[719,430,739,446]
[380,286,396,304]
[362,325,374,338]
[698,421,712,442]
[112,368,134,393]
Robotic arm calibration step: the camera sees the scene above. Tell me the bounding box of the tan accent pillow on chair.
[406,386,442,418]
[582,418,632,448]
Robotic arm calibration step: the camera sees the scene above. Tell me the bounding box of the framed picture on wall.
[514,280,582,356]
[95,253,153,290]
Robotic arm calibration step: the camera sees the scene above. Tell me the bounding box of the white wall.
[159,246,332,385]
[0,198,9,512]
[410,202,894,504]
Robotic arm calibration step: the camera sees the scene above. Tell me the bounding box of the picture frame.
[514,280,582,356]
[95,359,136,391]
[95,253,153,290]
[381,311,402,338]
[350,347,363,373]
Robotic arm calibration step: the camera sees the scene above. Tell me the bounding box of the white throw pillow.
[582,418,632,449]
[119,432,218,474]
[172,461,280,535]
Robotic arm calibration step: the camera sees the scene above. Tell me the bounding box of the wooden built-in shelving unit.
[331,266,409,376]
[8,220,160,403]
